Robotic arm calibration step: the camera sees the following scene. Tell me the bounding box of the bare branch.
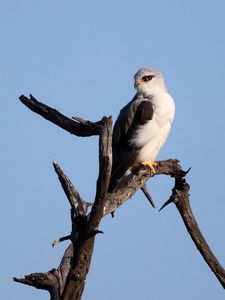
[104,161,225,288]
[61,116,113,300]
[19,94,102,136]
[53,161,88,216]
[88,116,113,230]
[103,159,183,216]
[171,176,225,288]
[52,235,71,248]
[57,245,73,296]
[16,95,225,300]
[14,269,60,300]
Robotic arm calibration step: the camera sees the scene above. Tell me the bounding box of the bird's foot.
[141,161,158,174]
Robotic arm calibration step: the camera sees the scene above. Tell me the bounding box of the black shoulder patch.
[110,99,155,187]
[133,100,154,126]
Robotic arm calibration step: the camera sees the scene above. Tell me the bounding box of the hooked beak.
[134,79,142,89]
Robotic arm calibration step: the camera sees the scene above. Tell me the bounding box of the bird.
[108,67,175,192]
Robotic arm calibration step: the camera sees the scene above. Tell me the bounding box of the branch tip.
[95,229,104,235]
[159,197,173,212]
[52,160,59,168]
[52,235,71,247]
[90,229,104,237]
[141,184,155,208]
[185,167,191,175]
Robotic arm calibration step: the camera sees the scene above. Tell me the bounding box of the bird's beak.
[134,79,142,89]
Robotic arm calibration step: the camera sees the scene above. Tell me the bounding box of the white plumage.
[130,93,175,162]
[109,67,175,191]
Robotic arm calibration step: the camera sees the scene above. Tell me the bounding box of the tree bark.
[14,95,225,300]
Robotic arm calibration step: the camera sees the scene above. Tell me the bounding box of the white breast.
[130,93,175,162]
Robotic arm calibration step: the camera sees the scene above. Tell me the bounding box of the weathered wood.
[171,176,225,288]
[14,269,61,300]
[19,94,102,136]
[141,183,155,208]
[61,116,112,300]
[15,95,225,300]
[103,159,184,216]
[53,161,87,213]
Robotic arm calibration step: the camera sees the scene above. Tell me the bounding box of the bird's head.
[134,67,168,96]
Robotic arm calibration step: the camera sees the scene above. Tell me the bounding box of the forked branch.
[14,95,225,300]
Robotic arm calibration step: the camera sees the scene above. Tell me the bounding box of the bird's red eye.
[142,75,154,82]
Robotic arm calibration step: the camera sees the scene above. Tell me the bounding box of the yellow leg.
[141,161,158,174]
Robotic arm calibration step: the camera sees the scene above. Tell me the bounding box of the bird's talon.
[141,161,158,174]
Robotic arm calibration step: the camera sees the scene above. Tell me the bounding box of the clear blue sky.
[2,1,225,299]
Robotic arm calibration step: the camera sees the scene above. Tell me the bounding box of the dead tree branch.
[19,94,102,136]
[15,95,225,300]
[60,116,112,300]
[14,269,61,300]
[170,176,225,288]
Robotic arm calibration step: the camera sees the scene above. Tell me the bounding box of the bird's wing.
[113,96,154,149]
[109,97,154,191]
[112,100,136,149]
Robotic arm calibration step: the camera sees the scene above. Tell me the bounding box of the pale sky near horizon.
[1,1,225,299]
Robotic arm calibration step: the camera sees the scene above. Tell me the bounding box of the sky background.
[1,1,225,299]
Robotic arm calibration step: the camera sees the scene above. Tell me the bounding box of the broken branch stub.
[15,95,225,300]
